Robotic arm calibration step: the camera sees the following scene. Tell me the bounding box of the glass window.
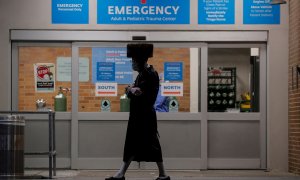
[208,48,260,113]
[18,46,72,111]
[78,46,196,113]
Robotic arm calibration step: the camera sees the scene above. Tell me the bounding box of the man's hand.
[125,84,142,96]
[125,84,134,94]
[131,87,142,96]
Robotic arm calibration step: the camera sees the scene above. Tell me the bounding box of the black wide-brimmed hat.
[127,43,153,59]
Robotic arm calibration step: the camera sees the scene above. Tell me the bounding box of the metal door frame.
[10,30,268,170]
[71,42,207,169]
[206,44,267,169]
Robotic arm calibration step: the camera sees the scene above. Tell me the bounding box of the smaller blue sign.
[97,0,190,24]
[243,0,280,24]
[52,0,89,24]
[164,62,183,81]
[97,62,115,82]
[198,0,235,24]
[92,48,133,84]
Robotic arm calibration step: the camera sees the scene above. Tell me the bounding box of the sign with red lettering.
[34,63,55,92]
[95,83,118,96]
[161,82,183,96]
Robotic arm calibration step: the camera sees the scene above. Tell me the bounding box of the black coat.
[123,65,163,162]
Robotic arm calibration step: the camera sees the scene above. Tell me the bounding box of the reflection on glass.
[208,67,236,112]
[208,48,260,113]
[78,47,192,113]
[18,47,72,111]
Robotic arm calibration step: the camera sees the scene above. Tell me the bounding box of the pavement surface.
[22,170,300,180]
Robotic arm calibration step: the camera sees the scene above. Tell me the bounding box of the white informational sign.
[169,97,179,112]
[95,83,118,97]
[56,57,89,82]
[34,63,55,92]
[101,99,111,112]
[198,0,235,24]
[161,82,183,96]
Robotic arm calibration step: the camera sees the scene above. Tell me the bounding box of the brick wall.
[289,0,300,175]
[77,47,190,112]
[18,47,72,111]
[18,46,190,112]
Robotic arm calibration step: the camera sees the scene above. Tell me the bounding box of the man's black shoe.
[105,176,125,180]
[156,176,171,180]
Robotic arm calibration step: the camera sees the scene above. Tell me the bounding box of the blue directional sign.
[97,0,190,24]
[164,62,183,81]
[243,0,280,24]
[92,48,133,84]
[97,62,115,82]
[52,0,89,24]
[199,0,235,24]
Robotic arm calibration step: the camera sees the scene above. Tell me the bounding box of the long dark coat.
[123,65,163,162]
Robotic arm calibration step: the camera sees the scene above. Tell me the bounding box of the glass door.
[206,44,267,169]
[11,43,72,168]
[72,42,206,169]
[12,44,72,112]
[11,31,267,170]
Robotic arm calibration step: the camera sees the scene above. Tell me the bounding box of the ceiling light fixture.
[269,0,287,5]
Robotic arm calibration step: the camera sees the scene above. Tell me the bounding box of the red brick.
[289,0,300,175]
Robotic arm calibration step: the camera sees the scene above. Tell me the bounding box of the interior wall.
[0,0,289,172]
[208,48,251,102]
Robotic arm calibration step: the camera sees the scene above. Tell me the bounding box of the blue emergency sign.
[97,0,190,24]
[198,0,235,24]
[52,0,89,24]
[243,0,280,24]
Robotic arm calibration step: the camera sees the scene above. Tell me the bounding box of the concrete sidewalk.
[24,170,300,180]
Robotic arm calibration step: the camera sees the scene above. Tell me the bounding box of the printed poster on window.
[95,83,118,97]
[92,47,133,84]
[34,63,55,92]
[243,0,280,24]
[161,82,183,96]
[164,62,183,81]
[56,57,89,82]
[198,0,235,24]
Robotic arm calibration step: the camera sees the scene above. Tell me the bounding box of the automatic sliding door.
[76,45,195,113]
[12,43,72,168]
[207,45,267,169]
[74,43,204,169]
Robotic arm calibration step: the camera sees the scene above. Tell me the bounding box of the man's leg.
[156,162,169,178]
[113,156,134,178]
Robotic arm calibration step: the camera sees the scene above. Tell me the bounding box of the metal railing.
[0,110,56,179]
